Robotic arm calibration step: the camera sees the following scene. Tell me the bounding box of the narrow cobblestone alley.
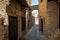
[22,24,48,40]
[0,0,60,40]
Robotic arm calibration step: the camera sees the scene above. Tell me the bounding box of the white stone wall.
[0,0,9,40]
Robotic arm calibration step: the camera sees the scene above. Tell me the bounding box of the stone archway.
[6,0,27,40]
[6,0,19,40]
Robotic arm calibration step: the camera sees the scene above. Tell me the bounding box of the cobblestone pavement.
[22,24,48,40]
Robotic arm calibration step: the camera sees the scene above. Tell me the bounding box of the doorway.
[41,18,43,32]
[21,17,26,32]
[8,16,18,40]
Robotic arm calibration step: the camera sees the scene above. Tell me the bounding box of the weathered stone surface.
[6,0,26,40]
[0,0,27,40]
[39,0,59,40]
[0,0,9,40]
[22,24,48,40]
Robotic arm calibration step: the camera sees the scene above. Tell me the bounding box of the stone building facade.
[26,0,32,6]
[0,0,9,40]
[0,0,30,40]
[26,10,35,31]
[26,0,35,31]
[38,0,60,40]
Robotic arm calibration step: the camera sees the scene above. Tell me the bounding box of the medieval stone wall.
[0,0,27,40]
[0,0,9,40]
[39,0,60,40]
[6,0,26,40]
[44,1,59,40]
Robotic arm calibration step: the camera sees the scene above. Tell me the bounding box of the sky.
[32,10,38,13]
[32,0,38,14]
[32,0,39,24]
[32,0,38,5]
[32,0,38,13]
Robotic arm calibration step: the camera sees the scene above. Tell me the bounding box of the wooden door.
[9,16,18,40]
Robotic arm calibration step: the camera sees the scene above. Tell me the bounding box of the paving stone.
[22,24,48,40]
